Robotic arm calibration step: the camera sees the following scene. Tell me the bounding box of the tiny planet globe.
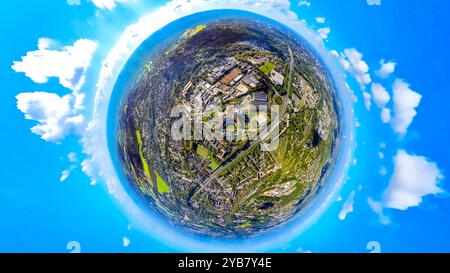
[115,10,340,238]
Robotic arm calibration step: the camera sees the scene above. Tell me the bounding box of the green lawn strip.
[136,130,170,194]
[240,220,252,228]
[208,160,220,170]
[191,24,206,36]
[136,130,152,183]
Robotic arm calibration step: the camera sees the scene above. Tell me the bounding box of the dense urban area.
[117,18,340,237]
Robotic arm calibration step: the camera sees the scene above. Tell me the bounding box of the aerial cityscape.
[2,0,449,254]
[117,17,340,237]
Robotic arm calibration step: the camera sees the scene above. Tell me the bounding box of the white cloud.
[317,27,330,40]
[376,59,396,79]
[13,38,96,142]
[16,92,85,142]
[383,150,443,210]
[338,190,356,220]
[68,152,79,163]
[12,38,97,91]
[380,107,391,123]
[340,48,372,91]
[81,159,98,186]
[378,151,384,159]
[298,0,311,7]
[329,49,339,57]
[379,166,387,176]
[315,17,326,24]
[371,83,390,108]
[367,0,381,6]
[367,197,391,225]
[123,236,131,247]
[390,79,422,135]
[91,0,130,10]
[363,91,371,110]
[60,170,71,182]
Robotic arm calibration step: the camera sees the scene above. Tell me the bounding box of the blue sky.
[1,0,449,253]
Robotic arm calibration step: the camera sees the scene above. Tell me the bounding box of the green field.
[259,62,275,75]
[208,160,220,170]
[136,130,152,181]
[136,130,170,194]
[240,221,252,228]
[188,24,206,37]
[197,145,221,170]
[155,171,170,194]
[196,145,209,158]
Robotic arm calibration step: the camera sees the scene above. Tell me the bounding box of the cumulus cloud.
[315,17,326,24]
[367,0,381,6]
[298,0,311,7]
[376,59,396,79]
[16,92,85,142]
[338,190,356,220]
[317,27,330,40]
[390,79,422,135]
[383,150,443,210]
[371,83,390,108]
[12,38,97,91]
[13,38,96,142]
[371,82,392,123]
[81,159,98,186]
[339,48,371,91]
[363,91,371,110]
[380,107,391,123]
[91,0,130,10]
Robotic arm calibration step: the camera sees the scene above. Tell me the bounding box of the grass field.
[155,171,170,194]
[208,160,220,170]
[197,145,209,158]
[197,145,221,170]
[259,62,275,75]
[240,220,252,228]
[191,24,206,36]
[136,130,170,194]
[136,130,152,181]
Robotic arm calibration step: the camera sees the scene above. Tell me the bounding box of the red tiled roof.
[220,68,240,85]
